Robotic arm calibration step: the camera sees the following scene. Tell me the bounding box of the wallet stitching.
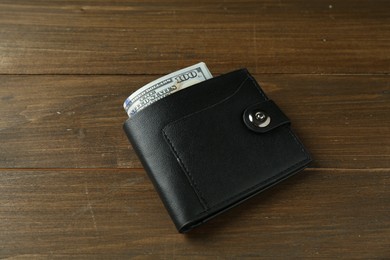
[161,76,251,213]
[194,126,311,212]
[287,128,311,161]
[162,130,210,211]
[247,72,268,100]
[163,75,250,130]
[193,151,311,217]
[247,71,310,160]
[162,71,311,220]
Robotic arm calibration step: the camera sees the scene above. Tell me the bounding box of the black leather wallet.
[123,69,311,232]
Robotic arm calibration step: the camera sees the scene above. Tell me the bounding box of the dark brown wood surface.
[0,1,389,258]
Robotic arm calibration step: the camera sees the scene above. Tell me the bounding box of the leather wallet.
[123,69,311,232]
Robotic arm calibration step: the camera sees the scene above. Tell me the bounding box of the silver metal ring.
[248,110,271,128]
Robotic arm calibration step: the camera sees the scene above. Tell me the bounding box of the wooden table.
[1,1,389,258]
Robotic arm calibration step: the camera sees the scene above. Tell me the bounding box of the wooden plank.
[0,0,389,74]
[0,168,388,258]
[1,0,388,258]
[1,74,389,169]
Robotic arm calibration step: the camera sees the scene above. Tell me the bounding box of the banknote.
[123,62,212,117]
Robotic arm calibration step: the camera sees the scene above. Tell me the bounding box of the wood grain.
[0,0,389,74]
[1,74,389,169]
[0,0,389,258]
[0,169,389,258]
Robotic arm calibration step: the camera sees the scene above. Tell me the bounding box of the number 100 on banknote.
[123,62,213,117]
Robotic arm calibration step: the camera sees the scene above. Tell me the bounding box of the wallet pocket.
[162,76,310,211]
[124,69,311,232]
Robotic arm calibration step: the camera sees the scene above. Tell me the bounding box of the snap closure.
[248,110,271,128]
[242,100,290,133]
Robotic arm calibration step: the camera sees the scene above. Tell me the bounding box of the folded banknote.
[123,62,213,117]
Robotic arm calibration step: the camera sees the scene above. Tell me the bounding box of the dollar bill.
[123,62,212,117]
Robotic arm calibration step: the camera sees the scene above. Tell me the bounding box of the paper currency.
[123,62,212,117]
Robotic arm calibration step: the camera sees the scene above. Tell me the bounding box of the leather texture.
[123,69,311,232]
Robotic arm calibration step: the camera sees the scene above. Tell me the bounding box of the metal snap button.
[248,110,271,128]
